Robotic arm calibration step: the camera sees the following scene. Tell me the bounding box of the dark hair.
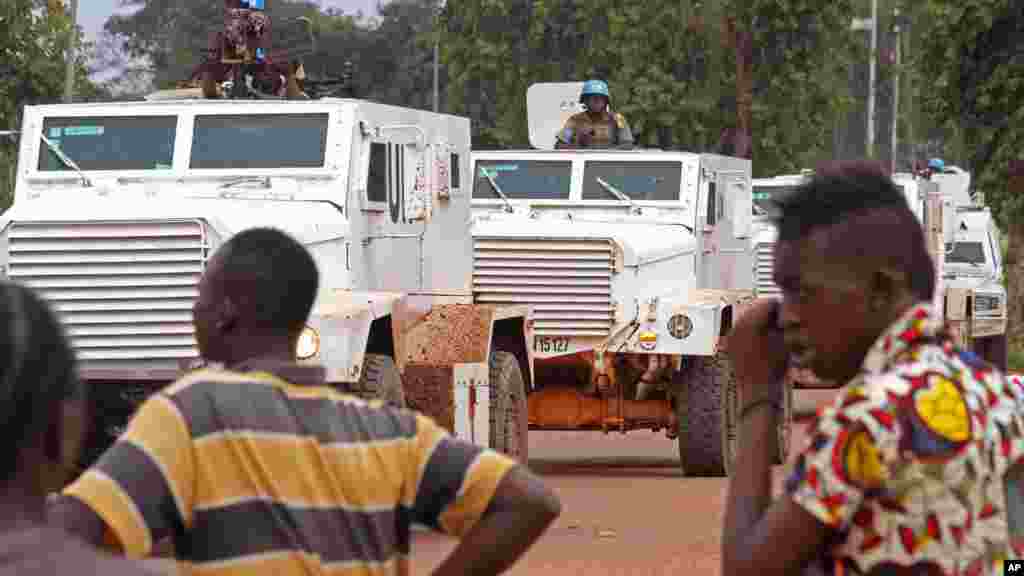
[775,160,936,301]
[219,227,320,333]
[0,281,81,483]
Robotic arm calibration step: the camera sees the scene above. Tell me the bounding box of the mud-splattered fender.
[303,289,532,381]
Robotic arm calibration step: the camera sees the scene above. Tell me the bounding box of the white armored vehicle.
[2,95,531,469]
[469,82,792,477]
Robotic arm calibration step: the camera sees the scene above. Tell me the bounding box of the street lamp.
[868,0,878,158]
[432,0,447,112]
[891,7,902,174]
[851,3,878,160]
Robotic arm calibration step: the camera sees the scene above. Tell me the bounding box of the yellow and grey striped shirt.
[63,362,518,575]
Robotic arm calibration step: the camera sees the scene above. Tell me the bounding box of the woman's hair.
[0,281,81,483]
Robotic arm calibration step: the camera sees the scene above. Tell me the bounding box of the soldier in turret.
[555,80,634,150]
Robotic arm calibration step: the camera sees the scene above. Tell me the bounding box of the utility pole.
[432,0,446,113]
[432,42,439,112]
[867,0,878,158]
[63,0,79,103]
[891,6,901,174]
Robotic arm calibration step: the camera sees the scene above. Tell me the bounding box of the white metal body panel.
[453,362,490,447]
[525,82,586,151]
[469,149,753,357]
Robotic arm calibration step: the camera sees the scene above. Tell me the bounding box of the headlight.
[668,314,693,339]
[296,325,320,360]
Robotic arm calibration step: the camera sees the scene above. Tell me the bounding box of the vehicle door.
[697,164,752,291]
[360,137,427,291]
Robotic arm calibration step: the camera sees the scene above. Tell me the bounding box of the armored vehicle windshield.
[38,116,177,172]
[473,159,572,200]
[580,160,681,202]
[190,113,329,169]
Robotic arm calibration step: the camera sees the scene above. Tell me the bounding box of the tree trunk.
[1007,225,1024,350]
[1007,167,1024,352]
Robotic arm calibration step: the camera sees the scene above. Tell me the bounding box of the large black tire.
[488,351,529,463]
[974,333,1008,373]
[676,353,737,477]
[352,354,407,409]
[676,353,793,477]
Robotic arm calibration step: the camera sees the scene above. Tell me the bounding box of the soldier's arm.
[555,119,577,149]
[616,114,635,149]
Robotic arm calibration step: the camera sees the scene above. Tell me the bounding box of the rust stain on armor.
[403,364,456,432]
[396,303,496,368]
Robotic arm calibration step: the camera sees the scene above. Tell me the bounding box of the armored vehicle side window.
[581,161,682,201]
[190,113,328,169]
[706,182,717,226]
[945,241,986,264]
[367,142,387,203]
[38,116,177,171]
[473,160,571,200]
[450,153,461,189]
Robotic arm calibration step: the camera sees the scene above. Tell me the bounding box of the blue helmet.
[580,79,610,103]
[928,158,945,171]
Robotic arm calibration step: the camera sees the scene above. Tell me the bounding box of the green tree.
[745,0,860,175]
[913,0,1024,348]
[0,0,98,211]
[439,0,860,176]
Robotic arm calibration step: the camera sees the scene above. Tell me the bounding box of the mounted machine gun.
[189,0,357,100]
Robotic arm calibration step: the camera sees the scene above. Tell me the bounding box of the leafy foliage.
[913,0,1024,231]
[440,0,860,176]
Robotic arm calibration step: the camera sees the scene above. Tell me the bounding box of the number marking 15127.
[533,336,570,354]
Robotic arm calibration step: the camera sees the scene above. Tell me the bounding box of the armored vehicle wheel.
[676,352,737,477]
[353,354,407,409]
[974,334,1008,372]
[489,351,529,463]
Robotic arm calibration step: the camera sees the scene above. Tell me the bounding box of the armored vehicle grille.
[755,242,781,298]
[473,238,615,337]
[6,220,208,374]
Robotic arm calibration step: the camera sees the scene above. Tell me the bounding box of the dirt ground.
[409,388,838,575]
[141,388,839,575]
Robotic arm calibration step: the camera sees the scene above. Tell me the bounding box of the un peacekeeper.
[555,79,634,150]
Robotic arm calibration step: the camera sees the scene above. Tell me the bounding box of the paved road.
[142,388,839,575]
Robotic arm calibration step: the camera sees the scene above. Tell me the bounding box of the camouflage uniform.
[557,110,634,149]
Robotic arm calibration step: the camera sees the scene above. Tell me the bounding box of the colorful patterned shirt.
[785,303,1024,576]
[62,362,518,576]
